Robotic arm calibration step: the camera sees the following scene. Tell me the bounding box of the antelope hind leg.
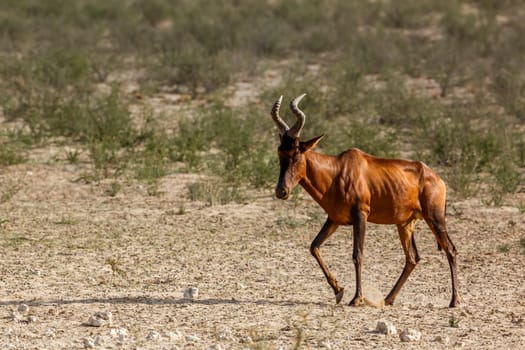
[335,288,345,304]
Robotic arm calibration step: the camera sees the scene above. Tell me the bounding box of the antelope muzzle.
[275,186,289,200]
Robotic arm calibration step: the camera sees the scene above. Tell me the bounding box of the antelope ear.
[300,134,324,152]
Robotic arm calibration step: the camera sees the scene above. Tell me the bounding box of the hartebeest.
[271,94,460,307]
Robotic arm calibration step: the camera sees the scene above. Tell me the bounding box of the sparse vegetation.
[105,256,127,278]
[448,314,461,328]
[0,142,25,166]
[0,0,523,205]
[1,3,524,348]
[187,180,244,206]
[498,244,510,253]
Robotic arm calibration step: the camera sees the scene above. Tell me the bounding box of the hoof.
[384,297,394,306]
[349,295,363,307]
[335,288,345,304]
[449,299,460,308]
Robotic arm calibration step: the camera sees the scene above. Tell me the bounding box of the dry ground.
[1,139,524,350]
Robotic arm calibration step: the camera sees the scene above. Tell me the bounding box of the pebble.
[217,331,236,342]
[86,311,112,327]
[93,336,103,346]
[18,304,29,313]
[321,339,333,349]
[10,311,23,322]
[146,331,161,341]
[82,337,95,349]
[185,334,201,342]
[239,335,253,343]
[86,315,105,327]
[45,328,56,338]
[183,287,199,299]
[110,328,128,342]
[399,328,422,342]
[167,330,183,341]
[206,345,224,350]
[434,335,450,344]
[375,320,397,335]
[94,311,112,323]
[10,310,37,323]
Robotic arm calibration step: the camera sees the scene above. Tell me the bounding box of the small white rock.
[94,336,103,346]
[206,345,224,350]
[146,331,161,341]
[110,328,128,342]
[10,311,23,323]
[321,339,333,349]
[168,330,183,341]
[86,315,106,327]
[217,331,235,342]
[434,335,450,344]
[18,304,29,313]
[27,315,38,323]
[94,311,112,323]
[82,337,95,349]
[375,320,397,335]
[183,287,199,299]
[185,334,201,342]
[400,328,422,342]
[239,335,253,343]
[86,311,112,327]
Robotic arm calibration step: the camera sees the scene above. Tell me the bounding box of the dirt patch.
[1,147,524,349]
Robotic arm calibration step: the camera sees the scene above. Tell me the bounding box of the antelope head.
[271,94,324,200]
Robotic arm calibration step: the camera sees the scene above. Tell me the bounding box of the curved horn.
[271,95,289,136]
[288,93,306,138]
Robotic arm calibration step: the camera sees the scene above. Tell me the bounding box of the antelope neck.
[300,151,340,203]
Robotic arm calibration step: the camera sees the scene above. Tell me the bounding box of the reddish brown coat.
[271,95,460,307]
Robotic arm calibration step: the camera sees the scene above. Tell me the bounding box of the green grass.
[187,181,244,206]
[448,314,460,328]
[0,142,26,166]
[498,244,510,253]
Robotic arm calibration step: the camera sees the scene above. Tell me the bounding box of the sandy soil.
[1,73,525,349]
[1,138,524,350]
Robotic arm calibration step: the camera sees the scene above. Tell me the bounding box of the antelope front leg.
[349,208,366,306]
[310,218,344,304]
